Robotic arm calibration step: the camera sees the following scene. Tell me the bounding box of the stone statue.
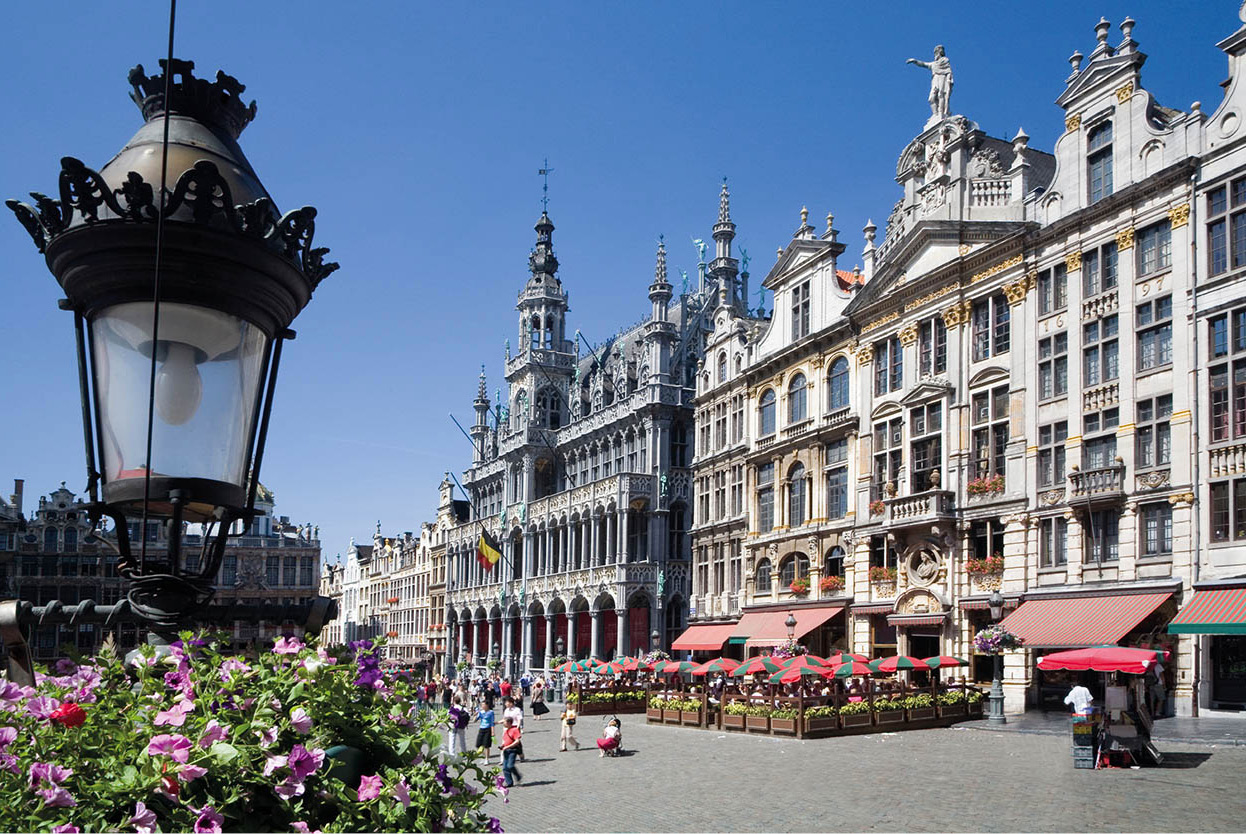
[692,237,707,264]
[657,569,665,598]
[739,246,750,273]
[518,502,526,523]
[907,45,954,126]
[504,339,510,360]
[679,268,689,295]
[659,472,669,498]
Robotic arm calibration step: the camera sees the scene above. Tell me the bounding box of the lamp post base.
[988,653,1007,724]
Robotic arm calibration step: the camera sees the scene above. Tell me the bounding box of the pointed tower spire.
[477,364,488,399]
[718,177,731,223]
[711,177,740,309]
[650,234,673,323]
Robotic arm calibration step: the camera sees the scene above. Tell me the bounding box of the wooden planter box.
[968,700,984,717]
[722,713,746,731]
[938,704,967,718]
[875,709,905,725]
[646,707,663,723]
[908,707,937,721]
[664,710,681,724]
[681,710,702,726]
[745,715,771,733]
[770,717,798,735]
[804,716,838,734]
[840,712,873,728]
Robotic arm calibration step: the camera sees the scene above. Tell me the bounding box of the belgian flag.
[477,528,502,572]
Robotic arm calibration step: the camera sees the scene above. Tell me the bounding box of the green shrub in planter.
[967,689,985,704]
[936,691,966,706]
[874,698,905,712]
[897,694,935,710]
[804,705,837,718]
[838,701,872,716]
[770,708,799,720]
[648,696,667,710]
[723,703,749,716]
[744,705,773,718]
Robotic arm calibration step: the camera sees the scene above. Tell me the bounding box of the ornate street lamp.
[987,590,1007,725]
[4,59,338,676]
[650,628,660,652]
[554,635,566,702]
[785,611,798,641]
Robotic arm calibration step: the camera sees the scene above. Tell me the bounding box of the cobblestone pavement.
[473,716,1246,833]
[959,712,1246,747]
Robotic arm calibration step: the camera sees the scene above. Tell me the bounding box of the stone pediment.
[869,401,903,421]
[1055,52,1144,110]
[967,366,1010,388]
[899,378,953,405]
[761,238,841,290]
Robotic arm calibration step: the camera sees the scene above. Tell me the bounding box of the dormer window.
[792,281,810,340]
[1088,122,1113,203]
[717,351,727,384]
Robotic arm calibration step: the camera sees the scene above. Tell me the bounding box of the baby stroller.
[599,715,624,757]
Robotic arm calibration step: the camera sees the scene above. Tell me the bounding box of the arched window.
[755,558,772,593]
[536,388,562,429]
[530,315,542,350]
[717,352,727,384]
[779,553,810,586]
[824,546,845,577]
[759,389,776,436]
[828,357,850,410]
[788,374,807,423]
[789,463,807,527]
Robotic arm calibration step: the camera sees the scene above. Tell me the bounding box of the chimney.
[10,480,23,515]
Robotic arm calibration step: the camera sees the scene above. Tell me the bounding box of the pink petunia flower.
[29,762,72,789]
[38,786,77,807]
[198,719,229,749]
[178,764,208,783]
[147,734,192,764]
[356,773,382,801]
[290,823,322,834]
[130,801,158,834]
[26,696,62,720]
[256,726,277,748]
[262,754,288,777]
[274,778,305,800]
[193,804,224,834]
[154,699,194,727]
[273,636,305,655]
[53,824,79,833]
[393,777,411,809]
[0,727,17,749]
[287,745,324,781]
[290,707,312,734]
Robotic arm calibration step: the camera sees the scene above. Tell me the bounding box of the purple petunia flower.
[275,778,305,800]
[27,696,62,720]
[29,762,72,789]
[198,719,229,749]
[262,754,288,777]
[38,786,76,807]
[154,699,194,727]
[273,636,305,655]
[147,734,192,764]
[356,773,383,801]
[130,801,158,834]
[178,764,208,783]
[290,707,312,734]
[487,817,504,833]
[52,824,79,833]
[193,804,224,834]
[256,726,278,748]
[0,727,16,750]
[394,777,411,809]
[287,745,324,781]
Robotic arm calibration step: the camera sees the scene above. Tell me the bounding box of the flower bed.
[0,633,503,833]
[868,566,897,583]
[965,554,1004,576]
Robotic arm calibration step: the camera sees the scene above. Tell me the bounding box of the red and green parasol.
[730,656,784,677]
[653,660,698,675]
[620,656,654,672]
[566,658,604,674]
[767,665,827,685]
[691,657,740,676]
[779,655,830,673]
[869,656,931,673]
[922,655,969,669]
[822,660,876,678]
[823,651,869,665]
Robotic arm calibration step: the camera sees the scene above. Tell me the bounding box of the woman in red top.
[499,716,523,787]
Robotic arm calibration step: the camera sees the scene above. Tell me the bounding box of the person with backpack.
[446,695,469,757]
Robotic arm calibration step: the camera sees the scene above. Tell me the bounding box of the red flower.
[49,703,86,728]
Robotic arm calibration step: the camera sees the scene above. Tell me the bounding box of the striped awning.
[887,613,948,627]
[999,592,1173,649]
[1169,587,1246,635]
[851,602,895,615]
[959,596,1020,611]
[732,606,844,649]
[672,623,738,652]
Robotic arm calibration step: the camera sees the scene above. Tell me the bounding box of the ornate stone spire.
[649,235,673,322]
[528,211,559,280]
[718,177,731,223]
[477,364,488,399]
[654,235,668,285]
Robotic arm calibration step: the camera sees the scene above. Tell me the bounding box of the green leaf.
[209,742,239,764]
[290,681,306,702]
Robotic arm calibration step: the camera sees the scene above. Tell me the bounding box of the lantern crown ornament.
[5,58,338,633]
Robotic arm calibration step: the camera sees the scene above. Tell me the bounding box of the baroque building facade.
[680,12,1246,717]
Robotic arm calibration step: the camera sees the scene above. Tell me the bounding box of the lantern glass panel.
[92,301,268,491]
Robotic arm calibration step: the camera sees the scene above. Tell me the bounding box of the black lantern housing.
[988,591,1005,623]
[555,636,565,655]
[785,611,797,641]
[7,59,337,628]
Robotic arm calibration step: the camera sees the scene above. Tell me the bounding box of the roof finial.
[478,364,488,398]
[826,211,834,233]
[800,206,809,227]
[655,234,668,284]
[538,158,554,212]
[719,177,730,223]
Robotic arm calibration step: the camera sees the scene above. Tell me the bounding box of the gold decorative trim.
[971,254,1023,284]
[1169,203,1191,229]
[860,311,900,334]
[1115,82,1134,104]
[857,344,875,365]
[958,243,971,257]
[1002,272,1036,306]
[1170,409,1192,423]
[1167,492,1195,508]
[904,282,959,312]
[1065,251,1082,272]
[1065,113,1082,132]
[898,323,919,347]
[1116,227,1135,251]
[941,299,973,328]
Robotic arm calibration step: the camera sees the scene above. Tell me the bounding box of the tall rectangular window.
[1038,421,1068,488]
[919,316,948,376]
[1040,517,1068,567]
[1087,121,1113,203]
[1082,242,1119,297]
[1136,222,1172,277]
[792,281,810,340]
[1038,332,1068,399]
[1136,296,1173,371]
[874,336,902,395]
[1209,308,1246,442]
[1082,314,1119,386]
[1084,510,1120,563]
[1209,478,1246,542]
[825,438,849,519]
[1083,408,1119,469]
[1209,178,1246,277]
[266,555,280,586]
[223,555,238,586]
[872,418,903,501]
[1141,503,1173,558]
[731,395,744,442]
[1038,265,1068,316]
[1136,395,1172,469]
[757,463,774,533]
[972,294,1010,361]
[730,465,744,515]
[970,386,1009,481]
[909,403,942,492]
[283,556,297,587]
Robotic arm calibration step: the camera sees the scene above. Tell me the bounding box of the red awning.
[1169,587,1246,635]
[887,614,948,627]
[1000,592,1172,649]
[671,623,738,652]
[733,606,844,649]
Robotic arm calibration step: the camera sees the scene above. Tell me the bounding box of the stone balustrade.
[1082,381,1119,412]
[886,489,954,525]
[969,178,1012,207]
[1068,464,1126,499]
[1082,289,1118,321]
[1209,441,1246,478]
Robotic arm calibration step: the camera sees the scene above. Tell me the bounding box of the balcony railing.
[1082,382,1119,412]
[1068,464,1126,500]
[1209,441,1246,478]
[1082,290,1118,321]
[969,178,1011,207]
[823,406,857,432]
[885,490,954,525]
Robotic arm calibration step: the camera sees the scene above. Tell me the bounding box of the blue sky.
[0,2,1235,563]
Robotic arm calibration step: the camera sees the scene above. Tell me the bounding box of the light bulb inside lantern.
[155,342,203,425]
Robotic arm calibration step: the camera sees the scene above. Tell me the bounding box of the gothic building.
[439,195,741,676]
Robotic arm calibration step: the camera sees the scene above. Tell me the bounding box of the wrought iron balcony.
[1067,463,1126,502]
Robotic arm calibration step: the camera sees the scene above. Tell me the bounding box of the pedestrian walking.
[499,716,523,787]
[475,698,496,763]
[531,679,549,719]
[446,695,469,757]
[559,702,579,752]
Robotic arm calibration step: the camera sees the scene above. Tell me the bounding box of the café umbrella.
[691,657,740,676]
[1036,646,1165,675]
[823,651,869,665]
[731,656,784,678]
[779,655,830,673]
[767,665,826,685]
[822,661,876,679]
[869,656,931,673]
[653,660,698,675]
[922,655,969,669]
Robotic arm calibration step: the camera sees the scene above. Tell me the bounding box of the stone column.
[565,610,577,658]
[1065,509,1084,584]
[620,509,631,563]
[591,515,601,567]
[590,609,602,659]
[521,615,533,674]
[616,608,628,658]
[1118,502,1138,582]
[544,614,555,667]
[457,621,466,660]
[608,511,617,563]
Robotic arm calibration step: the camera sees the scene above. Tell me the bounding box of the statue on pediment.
[907,45,954,126]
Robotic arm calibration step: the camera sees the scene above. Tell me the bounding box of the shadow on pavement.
[1157,751,1213,769]
[522,757,556,763]
[516,780,557,787]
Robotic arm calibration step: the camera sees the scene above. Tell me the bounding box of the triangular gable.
[761,238,836,289]
[899,379,953,405]
[1055,52,1144,109]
